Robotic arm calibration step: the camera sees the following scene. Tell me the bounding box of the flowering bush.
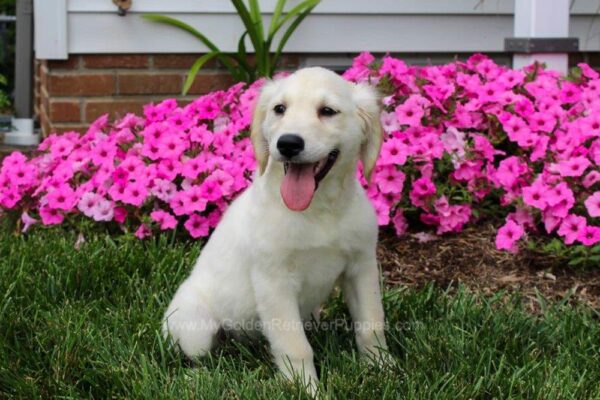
[0,53,598,259]
[344,53,599,258]
[0,81,261,239]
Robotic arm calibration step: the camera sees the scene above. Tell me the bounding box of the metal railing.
[0,13,15,132]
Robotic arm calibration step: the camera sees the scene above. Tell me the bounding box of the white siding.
[34,0,600,59]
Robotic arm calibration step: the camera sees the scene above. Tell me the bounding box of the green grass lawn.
[1,228,599,399]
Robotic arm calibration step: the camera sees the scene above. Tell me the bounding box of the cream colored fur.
[163,67,387,395]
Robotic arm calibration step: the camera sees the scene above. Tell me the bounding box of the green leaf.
[237,31,249,63]
[182,53,219,95]
[230,0,263,56]
[142,14,219,52]
[248,0,264,41]
[568,257,586,266]
[142,14,239,77]
[227,52,255,82]
[569,66,582,80]
[235,31,256,81]
[268,0,287,37]
[271,2,317,72]
[269,0,320,42]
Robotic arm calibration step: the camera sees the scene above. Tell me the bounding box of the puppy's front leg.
[251,270,318,393]
[343,250,388,363]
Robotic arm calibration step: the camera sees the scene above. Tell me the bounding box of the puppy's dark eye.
[273,104,286,115]
[319,106,338,117]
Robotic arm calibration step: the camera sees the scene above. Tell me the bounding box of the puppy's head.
[251,67,382,211]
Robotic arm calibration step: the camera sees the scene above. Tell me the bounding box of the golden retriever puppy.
[163,67,387,394]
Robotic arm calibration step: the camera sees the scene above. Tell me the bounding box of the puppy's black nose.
[277,134,304,158]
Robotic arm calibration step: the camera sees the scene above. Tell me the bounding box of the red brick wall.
[34,54,300,137]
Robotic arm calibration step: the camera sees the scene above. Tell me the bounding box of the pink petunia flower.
[21,211,37,233]
[0,188,22,209]
[582,171,600,189]
[112,167,130,185]
[9,163,36,187]
[182,185,208,213]
[141,138,162,161]
[189,124,214,145]
[395,97,424,127]
[508,208,536,231]
[391,210,408,236]
[91,198,114,222]
[440,127,466,161]
[495,156,528,188]
[376,166,405,195]
[379,138,408,166]
[122,181,148,207]
[557,214,587,245]
[380,111,400,134]
[477,81,503,104]
[542,211,562,234]
[135,224,152,239]
[522,180,550,210]
[578,226,600,246]
[495,220,525,253]
[184,214,210,238]
[555,156,591,177]
[151,210,178,230]
[409,177,436,208]
[206,170,235,196]
[108,182,127,202]
[39,206,64,225]
[181,156,206,180]
[584,191,600,217]
[50,137,74,159]
[169,191,188,216]
[151,178,177,202]
[113,207,128,223]
[527,112,555,133]
[45,185,77,211]
[91,140,116,166]
[78,192,101,217]
[119,156,145,176]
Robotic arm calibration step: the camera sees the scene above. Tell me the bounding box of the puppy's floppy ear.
[354,83,383,182]
[251,81,276,175]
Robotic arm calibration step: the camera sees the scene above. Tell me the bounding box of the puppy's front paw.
[305,377,319,398]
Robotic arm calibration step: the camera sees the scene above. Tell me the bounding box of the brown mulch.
[378,225,600,310]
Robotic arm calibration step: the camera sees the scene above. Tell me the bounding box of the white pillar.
[4,118,38,146]
[513,0,570,74]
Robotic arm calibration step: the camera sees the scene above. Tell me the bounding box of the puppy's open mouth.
[280,149,339,211]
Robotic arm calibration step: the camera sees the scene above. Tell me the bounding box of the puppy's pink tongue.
[280,163,316,211]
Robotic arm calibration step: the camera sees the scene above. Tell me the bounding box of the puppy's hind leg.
[162,281,219,359]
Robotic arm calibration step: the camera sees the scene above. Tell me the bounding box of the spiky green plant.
[143,0,320,94]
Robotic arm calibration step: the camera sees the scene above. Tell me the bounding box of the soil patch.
[379,225,600,310]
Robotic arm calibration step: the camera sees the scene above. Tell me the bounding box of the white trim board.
[66,0,600,15]
[67,0,514,15]
[34,0,68,59]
